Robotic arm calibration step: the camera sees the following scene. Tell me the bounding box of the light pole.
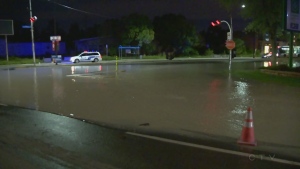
[230,15,233,59]
[29,0,36,66]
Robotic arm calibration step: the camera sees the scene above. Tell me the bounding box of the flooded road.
[0,61,299,152]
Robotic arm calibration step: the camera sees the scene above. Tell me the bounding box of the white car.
[70,52,102,63]
[262,52,272,58]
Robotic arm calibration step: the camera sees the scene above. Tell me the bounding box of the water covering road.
[0,60,299,158]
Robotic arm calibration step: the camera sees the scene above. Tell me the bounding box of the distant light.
[242,4,245,8]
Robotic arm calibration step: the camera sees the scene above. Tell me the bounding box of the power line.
[45,0,117,19]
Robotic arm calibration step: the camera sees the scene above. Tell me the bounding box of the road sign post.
[226,40,235,50]
[0,20,14,62]
[50,36,61,65]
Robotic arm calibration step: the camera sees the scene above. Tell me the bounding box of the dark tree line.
[8,13,250,57]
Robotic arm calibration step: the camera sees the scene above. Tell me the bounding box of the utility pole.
[230,15,233,60]
[29,0,36,66]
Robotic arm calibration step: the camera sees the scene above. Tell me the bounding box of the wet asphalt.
[0,105,299,169]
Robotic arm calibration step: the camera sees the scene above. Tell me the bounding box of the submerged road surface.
[0,59,300,167]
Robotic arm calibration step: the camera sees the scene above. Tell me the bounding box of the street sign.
[285,0,300,32]
[227,32,231,40]
[50,35,61,41]
[225,40,235,50]
[0,20,14,35]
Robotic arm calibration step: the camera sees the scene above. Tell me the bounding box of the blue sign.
[22,25,31,29]
[285,0,300,32]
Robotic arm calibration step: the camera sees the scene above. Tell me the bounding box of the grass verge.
[0,58,44,65]
[231,69,300,87]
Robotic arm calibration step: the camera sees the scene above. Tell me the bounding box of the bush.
[182,47,199,56]
[205,49,214,56]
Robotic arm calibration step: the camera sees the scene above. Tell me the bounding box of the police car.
[70,51,102,63]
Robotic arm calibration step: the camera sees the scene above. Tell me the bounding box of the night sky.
[1,0,246,31]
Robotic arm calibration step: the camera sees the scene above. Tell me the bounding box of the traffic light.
[30,16,37,23]
[211,20,221,26]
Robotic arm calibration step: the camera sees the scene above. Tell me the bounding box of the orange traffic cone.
[238,107,257,146]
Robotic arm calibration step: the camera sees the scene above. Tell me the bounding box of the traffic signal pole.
[211,19,234,62]
[29,0,36,66]
[230,16,233,60]
[220,20,232,62]
[289,31,294,68]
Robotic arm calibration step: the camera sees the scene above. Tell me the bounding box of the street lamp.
[29,0,36,66]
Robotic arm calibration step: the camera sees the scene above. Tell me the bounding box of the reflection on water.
[234,81,248,98]
[293,62,300,67]
[263,61,300,67]
[71,65,103,74]
[34,68,39,110]
[228,81,251,132]
[231,81,250,114]
[205,79,221,113]
[263,62,272,67]
[52,68,64,110]
[6,68,11,91]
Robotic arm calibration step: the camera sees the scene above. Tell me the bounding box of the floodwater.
[0,61,299,149]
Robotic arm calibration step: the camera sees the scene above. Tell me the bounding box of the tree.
[218,0,284,65]
[234,38,246,55]
[66,23,84,52]
[101,18,123,44]
[205,25,227,54]
[38,19,66,42]
[84,24,101,38]
[153,14,200,59]
[121,13,154,47]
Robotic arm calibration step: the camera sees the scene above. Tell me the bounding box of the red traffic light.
[30,16,37,22]
[211,20,221,26]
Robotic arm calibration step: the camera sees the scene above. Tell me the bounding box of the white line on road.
[126,132,300,167]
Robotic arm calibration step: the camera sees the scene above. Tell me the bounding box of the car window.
[78,52,100,57]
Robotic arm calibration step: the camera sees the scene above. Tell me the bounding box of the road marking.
[126,132,300,167]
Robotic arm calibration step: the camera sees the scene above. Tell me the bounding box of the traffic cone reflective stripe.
[244,121,253,128]
[237,107,257,146]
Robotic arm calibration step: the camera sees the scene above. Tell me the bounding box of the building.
[74,36,117,56]
[0,39,66,58]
